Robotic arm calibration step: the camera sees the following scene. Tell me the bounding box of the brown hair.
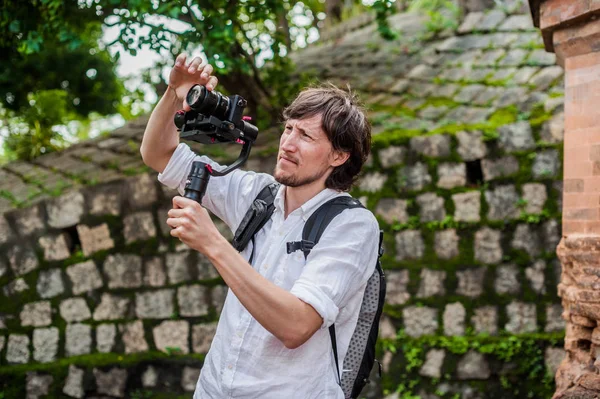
[282,83,371,192]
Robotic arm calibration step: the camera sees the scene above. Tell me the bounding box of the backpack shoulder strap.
[286,196,364,259]
[232,182,280,262]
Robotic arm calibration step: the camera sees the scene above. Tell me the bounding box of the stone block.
[521,183,547,214]
[452,191,481,223]
[66,323,92,357]
[457,351,490,380]
[88,184,121,216]
[124,211,156,243]
[542,219,561,253]
[153,320,190,354]
[63,365,85,398]
[378,146,406,169]
[435,229,459,260]
[485,184,520,221]
[7,244,39,276]
[126,173,158,208]
[526,260,546,294]
[136,289,174,319]
[93,294,130,321]
[0,336,4,352]
[59,298,91,323]
[33,327,59,363]
[77,224,114,256]
[178,285,210,317]
[46,190,85,228]
[21,301,52,327]
[402,306,438,337]
[181,367,200,391]
[505,301,537,333]
[498,122,535,153]
[481,156,519,181]
[545,347,564,377]
[96,323,116,353]
[0,215,12,245]
[513,67,542,85]
[197,254,219,280]
[443,302,466,336]
[359,172,387,193]
[6,334,30,363]
[398,163,432,192]
[410,135,450,158]
[456,268,486,298]
[458,12,484,34]
[66,261,103,295]
[26,372,53,399]
[495,264,520,295]
[420,106,448,120]
[94,368,127,398]
[395,230,425,261]
[455,85,487,103]
[416,193,446,222]
[104,254,143,289]
[192,323,218,354]
[3,278,29,296]
[38,234,70,261]
[472,306,498,335]
[166,252,192,284]
[437,163,466,190]
[376,199,409,224]
[532,150,560,179]
[212,285,228,314]
[419,349,445,379]
[385,270,411,305]
[144,257,166,287]
[417,269,446,298]
[530,66,563,90]
[512,224,541,257]
[498,48,530,66]
[546,304,565,333]
[0,257,7,279]
[142,365,158,387]
[477,9,506,31]
[36,268,65,299]
[474,227,502,264]
[12,206,45,236]
[540,112,564,144]
[120,320,149,354]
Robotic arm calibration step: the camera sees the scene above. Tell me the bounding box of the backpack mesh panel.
[340,269,382,397]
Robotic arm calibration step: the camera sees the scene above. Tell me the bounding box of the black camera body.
[174,85,258,145]
[174,85,258,204]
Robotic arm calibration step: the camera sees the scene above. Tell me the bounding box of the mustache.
[278,153,298,164]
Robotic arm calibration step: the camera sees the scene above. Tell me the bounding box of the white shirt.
[159,143,379,399]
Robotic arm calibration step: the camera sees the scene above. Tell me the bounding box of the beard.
[273,161,330,188]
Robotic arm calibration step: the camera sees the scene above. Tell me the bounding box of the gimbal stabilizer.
[174,84,259,204]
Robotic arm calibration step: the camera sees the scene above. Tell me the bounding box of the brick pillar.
[529,1,600,398]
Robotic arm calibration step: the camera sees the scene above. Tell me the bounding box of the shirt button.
[236,330,242,338]
[228,364,233,370]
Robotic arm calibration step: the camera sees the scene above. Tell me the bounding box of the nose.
[280,129,298,153]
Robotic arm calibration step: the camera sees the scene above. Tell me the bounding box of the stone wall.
[0,173,233,398]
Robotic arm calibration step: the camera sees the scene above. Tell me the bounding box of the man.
[140,54,379,399]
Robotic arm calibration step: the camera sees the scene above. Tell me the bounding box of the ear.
[330,149,350,168]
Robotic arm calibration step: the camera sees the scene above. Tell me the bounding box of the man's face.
[274,114,340,188]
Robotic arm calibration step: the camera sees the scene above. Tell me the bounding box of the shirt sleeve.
[289,208,380,328]
[157,142,275,231]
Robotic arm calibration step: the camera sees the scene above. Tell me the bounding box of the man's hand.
[166,196,222,254]
[169,54,219,111]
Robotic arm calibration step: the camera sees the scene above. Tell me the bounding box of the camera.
[174,85,258,145]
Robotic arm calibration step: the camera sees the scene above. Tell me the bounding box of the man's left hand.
[166,196,221,255]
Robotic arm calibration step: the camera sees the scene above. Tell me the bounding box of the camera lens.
[186,85,230,120]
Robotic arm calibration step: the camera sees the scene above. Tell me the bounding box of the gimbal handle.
[183,141,253,204]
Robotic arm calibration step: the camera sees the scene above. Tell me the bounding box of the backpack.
[232,182,386,399]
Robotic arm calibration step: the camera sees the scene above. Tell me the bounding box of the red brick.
[585,221,600,235]
[565,161,593,178]
[563,220,586,235]
[584,177,600,193]
[565,179,585,192]
[564,194,600,208]
[564,208,600,221]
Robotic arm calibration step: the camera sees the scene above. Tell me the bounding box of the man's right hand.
[169,54,219,111]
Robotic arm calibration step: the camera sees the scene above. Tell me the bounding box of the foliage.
[408,0,461,37]
[372,0,400,40]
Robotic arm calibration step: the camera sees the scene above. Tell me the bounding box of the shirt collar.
[273,184,347,221]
